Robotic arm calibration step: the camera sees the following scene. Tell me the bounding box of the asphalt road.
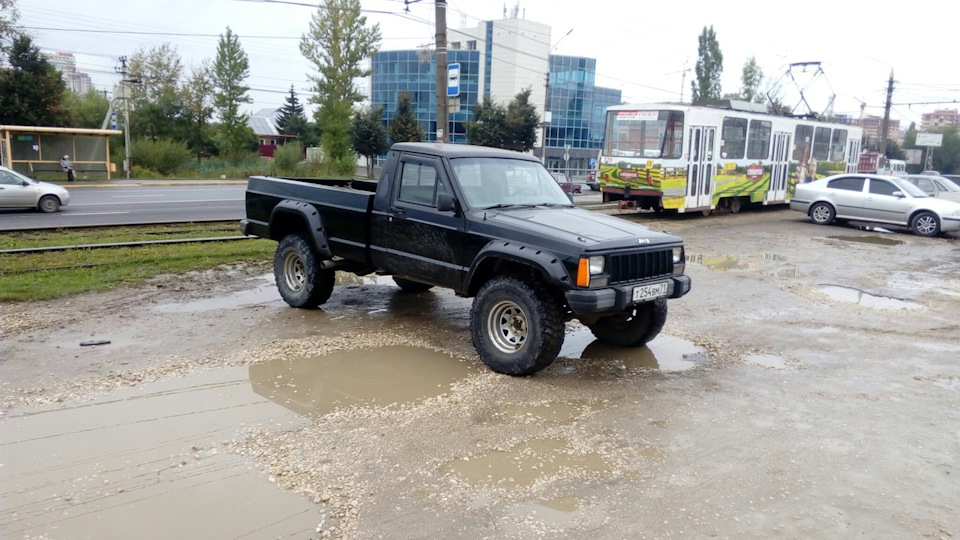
[0,183,247,231]
[0,182,603,231]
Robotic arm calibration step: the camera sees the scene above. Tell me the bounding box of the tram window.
[747,120,771,159]
[830,129,847,161]
[794,125,814,160]
[813,127,831,161]
[720,117,747,159]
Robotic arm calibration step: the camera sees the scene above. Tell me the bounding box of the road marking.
[61,211,131,216]
[110,195,165,198]
[70,199,240,206]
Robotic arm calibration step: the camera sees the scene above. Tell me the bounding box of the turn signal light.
[577,257,590,287]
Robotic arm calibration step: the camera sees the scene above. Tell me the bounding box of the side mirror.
[891,191,904,198]
[437,192,457,212]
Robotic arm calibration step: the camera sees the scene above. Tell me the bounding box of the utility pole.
[116,56,133,179]
[879,70,894,157]
[434,0,448,143]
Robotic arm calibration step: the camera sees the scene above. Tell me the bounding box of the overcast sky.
[15,0,959,128]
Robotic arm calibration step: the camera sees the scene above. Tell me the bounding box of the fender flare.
[466,241,571,295]
[269,199,332,258]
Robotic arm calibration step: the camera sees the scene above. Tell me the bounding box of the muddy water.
[827,235,904,246]
[443,438,610,489]
[249,345,473,416]
[819,284,922,310]
[0,368,320,540]
[559,329,708,372]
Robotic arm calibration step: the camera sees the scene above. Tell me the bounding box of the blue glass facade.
[546,55,622,151]
[371,49,481,143]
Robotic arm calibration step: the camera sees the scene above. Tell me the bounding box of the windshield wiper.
[482,203,523,210]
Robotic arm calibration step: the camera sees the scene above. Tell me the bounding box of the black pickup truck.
[243,142,691,375]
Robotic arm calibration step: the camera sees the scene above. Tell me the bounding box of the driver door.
[0,169,34,207]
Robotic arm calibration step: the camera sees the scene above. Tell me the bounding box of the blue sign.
[589,158,597,168]
[447,63,460,98]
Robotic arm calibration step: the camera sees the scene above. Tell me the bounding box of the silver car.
[790,173,960,237]
[0,166,71,213]
[903,174,960,203]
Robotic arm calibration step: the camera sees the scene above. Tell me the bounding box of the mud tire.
[586,298,667,347]
[470,276,564,376]
[274,234,335,308]
[393,277,433,293]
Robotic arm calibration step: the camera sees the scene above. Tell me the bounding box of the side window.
[868,179,898,196]
[915,178,935,194]
[827,177,865,192]
[398,161,444,207]
[813,127,831,161]
[830,129,847,161]
[720,117,747,159]
[0,171,22,185]
[793,125,814,160]
[746,120,771,159]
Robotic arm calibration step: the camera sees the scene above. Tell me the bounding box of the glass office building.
[370,49,481,144]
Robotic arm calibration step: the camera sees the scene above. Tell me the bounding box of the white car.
[0,166,70,213]
[790,173,960,237]
[903,174,960,203]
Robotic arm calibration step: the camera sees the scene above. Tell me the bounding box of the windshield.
[604,110,684,159]
[449,158,573,209]
[890,177,930,198]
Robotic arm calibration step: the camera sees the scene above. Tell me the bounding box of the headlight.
[672,247,683,264]
[672,247,685,275]
[589,255,604,275]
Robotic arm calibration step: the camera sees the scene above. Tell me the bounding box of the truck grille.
[608,250,673,284]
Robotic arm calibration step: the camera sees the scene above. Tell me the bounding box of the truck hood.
[478,206,681,251]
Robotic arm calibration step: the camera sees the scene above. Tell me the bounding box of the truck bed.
[245,176,378,263]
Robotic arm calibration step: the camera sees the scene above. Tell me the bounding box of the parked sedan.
[0,166,70,213]
[903,174,960,203]
[550,172,582,194]
[790,173,960,237]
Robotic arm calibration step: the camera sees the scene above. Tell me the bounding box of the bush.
[272,142,303,174]
[131,138,192,176]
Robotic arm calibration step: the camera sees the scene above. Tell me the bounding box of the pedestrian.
[60,154,75,182]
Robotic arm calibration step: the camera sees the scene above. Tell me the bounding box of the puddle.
[819,285,922,310]
[443,438,610,489]
[743,353,788,369]
[249,345,472,417]
[827,235,904,246]
[559,330,708,372]
[512,496,580,528]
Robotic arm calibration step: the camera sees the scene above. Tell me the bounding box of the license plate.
[632,282,669,302]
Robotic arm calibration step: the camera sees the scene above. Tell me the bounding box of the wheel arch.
[465,242,571,297]
[269,200,331,258]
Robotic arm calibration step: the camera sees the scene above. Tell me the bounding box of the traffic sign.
[447,63,460,98]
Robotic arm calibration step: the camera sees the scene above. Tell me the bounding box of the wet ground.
[2,207,959,539]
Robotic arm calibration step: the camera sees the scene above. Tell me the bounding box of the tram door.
[845,137,861,173]
[684,126,716,211]
[766,132,791,203]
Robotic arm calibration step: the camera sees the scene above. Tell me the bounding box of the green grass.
[0,223,275,302]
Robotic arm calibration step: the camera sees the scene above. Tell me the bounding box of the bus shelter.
[0,125,122,179]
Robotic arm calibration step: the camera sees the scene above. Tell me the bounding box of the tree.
[466,96,508,148]
[128,44,187,141]
[466,90,539,151]
[213,27,253,160]
[0,34,70,126]
[389,91,423,143]
[504,88,539,152]
[931,127,960,174]
[300,0,381,174]
[351,106,389,178]
[0,0,20,57]
[276,85,305,132]
[691,25,723,104]
[181,62,215,167]
[739,56,763,104]
[63,90,110,128]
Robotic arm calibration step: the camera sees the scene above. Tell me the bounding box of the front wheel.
[470,276,564,376]
[274,234,335,308]
[809,202,835,225]
[38,195,60,213]
[911,211,940,237]
[586,298,667,347]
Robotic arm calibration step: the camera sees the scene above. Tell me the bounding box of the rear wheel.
[393,277,433,293]
[470,276,564,376]
[728,197,742,214]
[809,202,835,225]
[911,211,940,237]
[274,234,335,308]
[38,195,60,213]
[586,298,667,347]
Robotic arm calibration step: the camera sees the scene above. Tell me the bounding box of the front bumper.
[565,275,692,316]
